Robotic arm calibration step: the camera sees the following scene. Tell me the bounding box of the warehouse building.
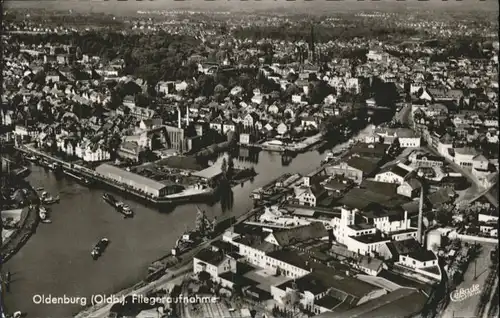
[95,163,179,198]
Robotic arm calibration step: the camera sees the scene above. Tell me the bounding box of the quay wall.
[15,145,215,205]
[74,205,263,317]
[239,133,324,153]
[0,182,40,264]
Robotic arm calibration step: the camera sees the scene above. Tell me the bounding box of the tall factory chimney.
[177,107,182,129]
[185,105,190,126]
[417,173,424,245]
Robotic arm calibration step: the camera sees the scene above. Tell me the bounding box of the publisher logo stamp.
[450,284,481,302]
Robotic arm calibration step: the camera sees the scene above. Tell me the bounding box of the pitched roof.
[388,165,410,178]
[194,248,225,266]
[269,222,328,246]
[358,256,384,272]
[427,187,455,207]
[345,157,379,176]
[407,250,436,262]
[404,178,422,190]
[315,288,427,318]
[385,238,421,259]
[95,163,167,191]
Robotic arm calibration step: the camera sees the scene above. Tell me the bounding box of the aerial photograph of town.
[0,0,498,317]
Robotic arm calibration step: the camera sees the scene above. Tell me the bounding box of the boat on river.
[25,154,38,162]
[39,206,52,224]
[103,193,133,218]
[171,206,215,256]
[63,169,93,186]
[40,191,60,204]
[91,238,109,260]
[321,150,344,164]
[116,202,134,218]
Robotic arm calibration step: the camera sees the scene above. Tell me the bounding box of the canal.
[4,148,325,317]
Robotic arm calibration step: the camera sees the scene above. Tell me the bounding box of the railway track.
[486,281,499,318]
[475,265,499,318]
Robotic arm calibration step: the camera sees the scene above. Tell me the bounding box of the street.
[441,243,497,318]
[76,264,193,318]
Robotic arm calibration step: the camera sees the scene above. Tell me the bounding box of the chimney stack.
[417,184,424,245]
[177,107,182,129]
[403,210,408,230]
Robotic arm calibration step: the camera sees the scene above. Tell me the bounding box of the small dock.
[239,133,324,154]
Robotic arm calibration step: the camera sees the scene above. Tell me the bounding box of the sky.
[4,0,499,15]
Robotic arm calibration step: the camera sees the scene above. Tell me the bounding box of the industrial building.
[95,163,182,197]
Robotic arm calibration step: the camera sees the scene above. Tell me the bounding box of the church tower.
[308,24,316,63]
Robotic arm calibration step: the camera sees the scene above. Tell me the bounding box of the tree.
[198,270,211,282]
[214,84,227,102]
[282,289,300,309]
[221,157,227,176]
[195,207,207,235]
[227,156,234,179]
[276,266,282,276]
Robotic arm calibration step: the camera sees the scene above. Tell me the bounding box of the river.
[3,148,325,317]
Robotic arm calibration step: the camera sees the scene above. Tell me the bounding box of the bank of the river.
[75,205,263,317]
[0,180,40,264]
[3,149,326,317]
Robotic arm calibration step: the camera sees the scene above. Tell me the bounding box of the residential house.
[397,250,440,281]
[156,81,175,95]
[374,164,412,185]
[349,143,389,160]
[451,147,479,168]
[276,123,288,135]
[357,256,384,276]
[239,133,254,145]
[209,117,224,134]
[294,184,327,207]
[397,179,422,198]
[45,70,61,83]
[243,113,259,128]
[409,152,445,167]
[359,204,413,236]
[222,231,310,279]
[324,157,379,185]
[193,248,237,283]
[271,268,387,316]
[301,117,318,129]
[75,140,111,162]
[123,95,136,108]
[267,104,280,115]
[117,141,142,162]
[130,106,156,120]
[264,223,329,247]
[223,120,236,134]
[427,88,463,104]
[376,128,420,148]
[472,154,489,171]
[175,81,188,92]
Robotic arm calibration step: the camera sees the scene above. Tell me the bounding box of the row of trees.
[10,31,202,83]
[233,23,420,42]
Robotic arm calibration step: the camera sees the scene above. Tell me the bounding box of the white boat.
[91,238,110,260]
[39,206,49,221]
[115,201,134,218]
[40,191,59,204]
[321,151,334,164]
